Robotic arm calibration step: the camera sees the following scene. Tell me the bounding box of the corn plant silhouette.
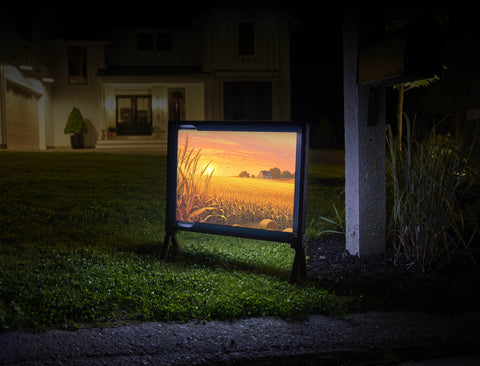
[176,136,225,224]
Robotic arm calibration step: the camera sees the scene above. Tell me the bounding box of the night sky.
[289,7,344,142]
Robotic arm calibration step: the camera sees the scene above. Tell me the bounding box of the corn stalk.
[176,136,226,224]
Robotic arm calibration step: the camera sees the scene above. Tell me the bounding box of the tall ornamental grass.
[386,117,479,271]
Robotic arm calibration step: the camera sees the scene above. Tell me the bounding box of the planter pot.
[70,134,84,149]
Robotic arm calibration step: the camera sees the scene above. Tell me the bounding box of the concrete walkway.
[1,311,480,365]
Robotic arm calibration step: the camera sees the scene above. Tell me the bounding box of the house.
[0,5,296,151]
[258,170,272,179]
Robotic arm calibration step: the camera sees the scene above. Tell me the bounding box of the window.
[157,34,172,51]
[224,82,272,120]
[68,47,87,84]
[116,95,152,136]
[137,33,172,52]
[16,13,33,41]
[137,33,154,51]
[238,22,255,56]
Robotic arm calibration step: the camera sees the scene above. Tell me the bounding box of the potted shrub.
[107,126,116,139]
[64,107,88,149]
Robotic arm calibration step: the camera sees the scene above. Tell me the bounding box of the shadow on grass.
[176,249,292,281]
[121,241,293,282]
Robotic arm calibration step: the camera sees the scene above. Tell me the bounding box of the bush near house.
[64,107,88,135]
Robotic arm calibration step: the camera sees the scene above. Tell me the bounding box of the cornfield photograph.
[176,130,297,232]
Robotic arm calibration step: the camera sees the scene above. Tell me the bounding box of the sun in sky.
[204,164,215,175]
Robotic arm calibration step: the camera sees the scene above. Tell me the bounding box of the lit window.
[116,95,152,136]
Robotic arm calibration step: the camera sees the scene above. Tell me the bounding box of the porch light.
[19,64,34,71]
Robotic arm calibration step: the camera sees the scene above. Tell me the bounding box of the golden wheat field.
[205,176,295,231]
[175,139,295,231]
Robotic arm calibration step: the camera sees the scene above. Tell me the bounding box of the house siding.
[50,41,106,148]
[1,6,293,150]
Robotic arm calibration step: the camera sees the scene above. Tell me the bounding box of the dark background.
[10,3,479,150]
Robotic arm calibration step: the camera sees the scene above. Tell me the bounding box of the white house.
[0,5,295,151]
[258,170,273,179]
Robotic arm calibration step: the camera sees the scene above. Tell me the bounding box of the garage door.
[6,82,39,149]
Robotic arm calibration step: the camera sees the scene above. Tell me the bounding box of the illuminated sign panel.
[163,121,309,282]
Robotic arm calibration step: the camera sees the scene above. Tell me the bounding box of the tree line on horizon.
[238,167,294,179]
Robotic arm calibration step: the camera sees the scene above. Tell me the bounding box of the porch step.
[95,137,167,152]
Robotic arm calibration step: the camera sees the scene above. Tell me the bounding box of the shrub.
[64,107,88,135]
[386,116,479,271]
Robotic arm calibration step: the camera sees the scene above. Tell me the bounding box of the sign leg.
[289,242,306,284]
[161,233,178,260]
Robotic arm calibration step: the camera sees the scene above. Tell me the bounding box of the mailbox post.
[342,9,443,257]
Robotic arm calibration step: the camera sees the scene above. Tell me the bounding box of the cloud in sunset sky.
[178,130,297,177]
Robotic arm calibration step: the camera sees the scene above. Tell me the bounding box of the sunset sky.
[178,130,297,177]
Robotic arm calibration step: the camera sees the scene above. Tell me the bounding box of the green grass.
[0,151,346,331]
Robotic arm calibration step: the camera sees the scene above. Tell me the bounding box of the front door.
[116,95,152,136]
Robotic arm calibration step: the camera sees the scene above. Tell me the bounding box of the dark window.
[238,22,255,56]
[157,34,172,51]
[16,13,33,41]
[68,47,87,84]
[137,33,153,51]
[224,82,272,120]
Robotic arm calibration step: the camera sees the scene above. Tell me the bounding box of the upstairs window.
[68,47,87,84]
[16,13,33,41]
[137,33,172,52]
[238,22,255,56]
[137,33,154,51]
[157,34,172,51]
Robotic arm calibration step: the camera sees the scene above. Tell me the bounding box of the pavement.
[1,311,480,365]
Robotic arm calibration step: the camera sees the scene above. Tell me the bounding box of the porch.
[95,135,167,153]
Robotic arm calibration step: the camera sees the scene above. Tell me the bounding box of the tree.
[269,167,281,179]
[394,73,444,149]
[384,7,449,150]
[281,170,294,178]
[238,170,250,178]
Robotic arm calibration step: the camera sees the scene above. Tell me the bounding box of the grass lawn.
[0,151,347,331]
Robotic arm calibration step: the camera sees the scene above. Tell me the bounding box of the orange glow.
[178,130,297,177]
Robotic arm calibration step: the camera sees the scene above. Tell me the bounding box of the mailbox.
[358,18,443,86]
